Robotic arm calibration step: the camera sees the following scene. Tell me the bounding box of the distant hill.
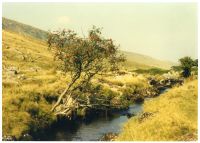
[2,17,48,41]
[2,17,176,69]
[122,51,176,70]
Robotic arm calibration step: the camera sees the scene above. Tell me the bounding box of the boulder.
[100,132,118,141]
[2,135,16,141]
[134,96,144,103]
[6,66,19,76]
[126,112,135,118]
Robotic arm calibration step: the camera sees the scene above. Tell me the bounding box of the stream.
[31,103,142,141]
[30,88,169,141]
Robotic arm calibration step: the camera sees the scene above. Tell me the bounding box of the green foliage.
[193,59,198,67]
[192,66,198,75]
[47,26,126,114]
[121,87,134,98]
[179,57,195,69]
[178,57,197,78]
[171,66,182,72]
[134,68,169,75]
[48,26,125,75]
[4,24,184,140]
[2,29,128,139]
[77,108,87,117]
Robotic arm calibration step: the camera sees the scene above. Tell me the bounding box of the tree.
[179,57,196,78]
[193,59,198,67]
[47,26,125,116]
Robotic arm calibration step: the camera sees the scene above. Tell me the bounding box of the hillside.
[2,17,48,41]
[2,29,154,139]
[122,51,176,70]
[2,17,175,69]
[2,20,197,141]
[2,29,69,139]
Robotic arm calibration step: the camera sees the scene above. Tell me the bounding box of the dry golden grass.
[2,30,67,138]
[98,74,149,90]
[3,30,151,139]
[117,79,198,141]
[3,29,193,141]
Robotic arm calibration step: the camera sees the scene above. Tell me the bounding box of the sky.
[2,3,198,62]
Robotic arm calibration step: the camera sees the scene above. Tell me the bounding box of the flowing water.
[32,103,143,141]
[31,88,169,141]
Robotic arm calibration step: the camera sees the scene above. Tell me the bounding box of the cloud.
[57,16,70,24]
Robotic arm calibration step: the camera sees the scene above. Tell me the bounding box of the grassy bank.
[117,78,198,141]
[2,30,156,139]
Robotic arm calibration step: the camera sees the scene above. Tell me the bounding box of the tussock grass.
[99,74,149,88]
[2,30,65,139]
[3,29,187,140]
[117,79,198,141]
[3,30,151,139]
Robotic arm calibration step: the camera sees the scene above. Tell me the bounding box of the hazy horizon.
[2,3,198,62]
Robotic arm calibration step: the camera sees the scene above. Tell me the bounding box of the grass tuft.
[117,79,197,141]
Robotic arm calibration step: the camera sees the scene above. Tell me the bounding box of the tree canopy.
[47,26,125,115]
[172,56,198,78]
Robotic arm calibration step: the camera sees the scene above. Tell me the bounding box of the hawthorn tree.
[47,26,125,116]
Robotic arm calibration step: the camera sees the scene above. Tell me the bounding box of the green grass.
[133,68,169,75]
[117,79,198,141]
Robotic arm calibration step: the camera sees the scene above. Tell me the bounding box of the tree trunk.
[51,73,81,112]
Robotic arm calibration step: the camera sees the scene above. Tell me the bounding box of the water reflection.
[32,103,143,141]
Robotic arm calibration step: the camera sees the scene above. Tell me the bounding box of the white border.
[0,0,199,143]
[1,0,199,3]
[0,0,2,142]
